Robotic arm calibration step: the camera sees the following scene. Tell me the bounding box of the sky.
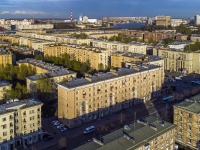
[0,0,200,19]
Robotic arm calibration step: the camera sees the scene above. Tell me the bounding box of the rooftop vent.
[93,138,104,146]
[124,125,131,130]
[149,124,157,131]
[123,133,135,143]
[160,121,165,127]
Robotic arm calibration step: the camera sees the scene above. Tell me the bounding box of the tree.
[35,75,53,93]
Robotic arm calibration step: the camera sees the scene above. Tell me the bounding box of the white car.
[83,126,95,134]
[60,127,68,132]
[60,124,65,128]
[51,120,58,125]
[54,122,60,126]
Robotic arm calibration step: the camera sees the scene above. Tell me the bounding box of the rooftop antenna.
[134,112,136,131]
[70,11,73,22]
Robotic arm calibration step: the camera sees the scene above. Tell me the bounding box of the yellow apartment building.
[0,50,13,66]
[0,98,43,150]
[174,94,200,150]
[155,48,200,73]
[156,16,171,27]
[111,52,164,68]
[57,64,164,128]
[74,116,176,150]
[44,44,109,70]
[0,81,12,101]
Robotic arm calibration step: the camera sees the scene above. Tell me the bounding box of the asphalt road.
[28,101,169,150]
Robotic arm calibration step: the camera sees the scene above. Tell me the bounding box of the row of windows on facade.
[178,135,193,144]
[74,81,157,94]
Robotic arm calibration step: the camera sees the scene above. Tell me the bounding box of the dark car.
[43,135,53,141]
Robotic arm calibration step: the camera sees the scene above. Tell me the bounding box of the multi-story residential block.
[194,15,200,26]
[0,98,43,150]
[174,94,200,150]
[15,24,54,30]
[0,81,12,101]
[43,44,109,70]
[111,52,164,68]
[0,49,13,65]
[190,34,200,42]
[154,48,200,73]
[57,64,164,128]
[74,116,176,150]
[168,41,187,50]
[156,16,171,27]
[171,19,188,27]
[17,58,76,96]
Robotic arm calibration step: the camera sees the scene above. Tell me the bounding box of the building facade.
[43,44,109,70]
[0,81,12,101]
[0,49,13,66]
[154,48,200,73]
[57,65,164,128]
[156,16,171,27]
[74,116,176,150]
[0,98,43,150]
[174,94,200,150]
[111,52,164,68]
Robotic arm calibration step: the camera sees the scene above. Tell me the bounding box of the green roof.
[73,116,175,150]
[174,94,200,114]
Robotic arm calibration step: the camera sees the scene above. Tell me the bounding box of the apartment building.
[154,48,200,73]
[57,64,164,128]
[174,94,200,150]
[44,44,109,70]
[74,116,176,150]
[0,98,43,150]
[15,24,54,30]
[17,58,76,95]
[0,81,12,101]
[156,16,171,27]
[0,49,13,65]
[111,52,164,68]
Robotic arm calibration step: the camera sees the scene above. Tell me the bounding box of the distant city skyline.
[0,0,200,19]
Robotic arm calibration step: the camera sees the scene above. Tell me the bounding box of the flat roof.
[17,58,76,77]
[0,80,12,87]
[174,94,200,114]
[0,98,43,115]
[74,116,175,150]
[58,65,161,89]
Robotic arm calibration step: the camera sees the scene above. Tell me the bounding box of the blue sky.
[0,0,200,19]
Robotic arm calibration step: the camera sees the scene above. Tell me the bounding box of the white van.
[83,126,95,134]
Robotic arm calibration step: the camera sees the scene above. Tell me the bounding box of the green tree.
[35,75,53,93]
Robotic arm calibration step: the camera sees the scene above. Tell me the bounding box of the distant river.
[113,23,145,29]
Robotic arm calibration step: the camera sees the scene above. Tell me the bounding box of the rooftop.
[0,49,12,55]
[74,116,175,150]
[58,64,161,89]
[174,94,200,114]
[0,80,12,87]
[0,98,43,115]
[17,58,76,77]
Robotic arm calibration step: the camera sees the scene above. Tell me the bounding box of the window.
[189,113,192,118]
[2,124,6,129]
[3,132,7,136]
[2,117,6,121]
[188,138,192,143]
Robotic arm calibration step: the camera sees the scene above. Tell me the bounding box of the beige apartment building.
[154,48,200,73]
[44,44,109,70]
[0,81,12,101]
[74,116,176,150]
[0,49,13,66]
[17,58,76,97]
[57,64,164,128]
[111,52,164,68]
[174,94,200,150]
[156,16,171,27]
[0,98,43,150]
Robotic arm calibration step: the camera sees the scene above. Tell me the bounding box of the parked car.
[83,126,95,134]
[53,122,60,126]
[51,120,58,125]
[43,135,53,141]
[60,127,68,132]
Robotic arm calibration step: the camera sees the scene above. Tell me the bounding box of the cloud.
[0,10,48,15]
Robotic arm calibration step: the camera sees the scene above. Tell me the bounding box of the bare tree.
[58,136,67,150]
[119,112,125,125]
